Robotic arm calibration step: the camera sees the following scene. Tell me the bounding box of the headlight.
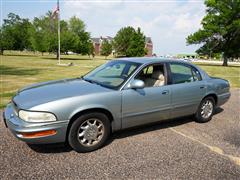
[19,110,57,122]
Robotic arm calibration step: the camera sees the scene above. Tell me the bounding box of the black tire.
[195,96,215,123]
[68,112,110,153]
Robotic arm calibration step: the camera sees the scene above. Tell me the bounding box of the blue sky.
[1,0,205,55]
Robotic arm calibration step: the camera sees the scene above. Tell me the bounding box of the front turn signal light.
[19,130,57,138]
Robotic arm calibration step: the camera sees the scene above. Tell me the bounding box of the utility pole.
[57,0,61,64]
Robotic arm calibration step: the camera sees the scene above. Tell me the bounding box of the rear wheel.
[195,97,215,123]
[68,112,110,153]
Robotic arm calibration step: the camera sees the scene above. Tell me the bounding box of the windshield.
[83,60,141,89]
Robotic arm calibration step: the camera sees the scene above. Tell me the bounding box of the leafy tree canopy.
[113,26,146,57]
[0,12,91,58]
[100,39,112,58]
[69,16,91,55]
[126,27,146,57]
[1,13,33,53]
[186,0,240,66]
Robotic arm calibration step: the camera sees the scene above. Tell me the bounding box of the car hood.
[13,78,112,109]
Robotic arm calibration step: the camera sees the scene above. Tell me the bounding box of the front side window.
[170,63,201,84]
[135,64,165,87]
[83,60,140,89]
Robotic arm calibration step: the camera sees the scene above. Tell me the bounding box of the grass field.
[1,52,240,108]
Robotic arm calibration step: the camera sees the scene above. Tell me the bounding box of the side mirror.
[129,79,145,89]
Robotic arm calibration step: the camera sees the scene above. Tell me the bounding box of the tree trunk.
[56,51,59,60]
[222,55,228,66]
[0,49,3,55]
[41,52,44,56]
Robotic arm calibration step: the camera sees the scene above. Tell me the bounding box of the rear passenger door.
[168,63,206,118]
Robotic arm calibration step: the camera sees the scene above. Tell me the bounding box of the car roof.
[115,57,210,80]
[115,57,192,65]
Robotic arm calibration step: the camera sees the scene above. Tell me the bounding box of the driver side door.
[121,63,171,129]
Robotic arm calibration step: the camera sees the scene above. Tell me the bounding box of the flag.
[51,2,59,19]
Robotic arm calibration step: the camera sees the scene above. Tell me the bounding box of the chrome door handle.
[162,90,169,95]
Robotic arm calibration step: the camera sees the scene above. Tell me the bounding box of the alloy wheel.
[201,100,213,119]
[78,118,104,147]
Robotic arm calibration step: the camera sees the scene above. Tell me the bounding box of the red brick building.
[145,37,153,57]
[91,36,153,56]
[91,36,113,55]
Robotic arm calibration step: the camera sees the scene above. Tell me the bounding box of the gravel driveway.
[0,89,240,179]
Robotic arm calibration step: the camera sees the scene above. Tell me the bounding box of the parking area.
[0,89,240,179]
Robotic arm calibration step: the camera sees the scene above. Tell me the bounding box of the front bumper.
[3,103,69,144]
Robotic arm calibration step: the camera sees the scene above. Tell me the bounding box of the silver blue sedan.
[3,58,230,152]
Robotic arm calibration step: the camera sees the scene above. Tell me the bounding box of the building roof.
[145,37,152,44]
[91,36,113,44]
[91,38,101,43]
[92,36,152,44]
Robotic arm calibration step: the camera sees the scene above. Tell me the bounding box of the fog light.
[18,130,57,138]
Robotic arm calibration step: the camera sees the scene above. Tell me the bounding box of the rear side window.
[192,68,202,81]
[170,63,201,84]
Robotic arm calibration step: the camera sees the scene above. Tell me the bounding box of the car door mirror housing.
[129,79,145,89]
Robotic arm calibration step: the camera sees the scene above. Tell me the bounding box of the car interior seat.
[145,69,165,87]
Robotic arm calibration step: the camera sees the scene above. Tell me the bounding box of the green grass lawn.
[194,62,240,88]
[1,53,239,108]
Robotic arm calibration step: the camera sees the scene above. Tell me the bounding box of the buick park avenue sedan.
[3,58,230,152]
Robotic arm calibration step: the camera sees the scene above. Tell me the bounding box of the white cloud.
[62,0,205,55]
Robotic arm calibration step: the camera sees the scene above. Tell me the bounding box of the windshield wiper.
[82,76,100,85]
[82,77,93,83]
[81,76,110,88]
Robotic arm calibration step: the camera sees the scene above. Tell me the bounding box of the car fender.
[68,104,121,132]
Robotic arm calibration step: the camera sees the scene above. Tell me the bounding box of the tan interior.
[145,70,165,87]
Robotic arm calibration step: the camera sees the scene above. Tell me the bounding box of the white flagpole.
[57,0,61,64]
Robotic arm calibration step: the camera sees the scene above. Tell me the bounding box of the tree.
[186,0,240,66]
[46,11,58,58]
[126,27,145,57]
[0,12,92,59]
[100,39,112,58]
[1,13,33,53]
[30,17,49,55]
[60,20,78,54]
[87,42,95,59]
[31,11,65,58]
[0,26,14,55]
[113,26,146,57]
[76,31,91,55]
[113,26,135,56]
[0,28,2,55]
[69,16,85,35]
[69,16,92,55]
[31,12,78,58]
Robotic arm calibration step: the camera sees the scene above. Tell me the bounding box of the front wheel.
[68,112,110,153]
[195,97,215,123]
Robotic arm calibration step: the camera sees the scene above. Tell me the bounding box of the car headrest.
[152,70,164,80]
